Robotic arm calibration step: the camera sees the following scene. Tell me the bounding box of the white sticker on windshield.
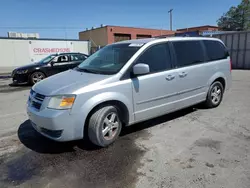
[129,43,144,47]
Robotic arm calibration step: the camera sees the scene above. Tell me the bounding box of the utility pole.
[168,9,173,31]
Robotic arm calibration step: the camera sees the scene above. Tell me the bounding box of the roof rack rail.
[155,34,204,38]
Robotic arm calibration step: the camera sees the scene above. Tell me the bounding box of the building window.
[114,34,131,42]
[136,34,152,39]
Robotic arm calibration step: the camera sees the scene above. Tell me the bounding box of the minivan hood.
[33,69,112,96]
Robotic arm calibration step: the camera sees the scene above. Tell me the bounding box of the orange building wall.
[106,26,175,44]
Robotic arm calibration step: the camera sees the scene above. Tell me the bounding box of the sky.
[0,0,241,39]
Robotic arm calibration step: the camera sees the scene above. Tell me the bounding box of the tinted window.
[38,55,56,64]
[204,40,229,61]
[70,54,87,61]
[136,43,171,73]
[52,55,69,63]
[172,41,204,67]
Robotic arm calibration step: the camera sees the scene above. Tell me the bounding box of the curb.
[0,74,11,79]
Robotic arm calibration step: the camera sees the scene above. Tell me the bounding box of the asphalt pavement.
[0,71,250,188]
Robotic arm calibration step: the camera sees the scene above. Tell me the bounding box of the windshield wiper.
[76,67,101,74]
[75,67,116,75]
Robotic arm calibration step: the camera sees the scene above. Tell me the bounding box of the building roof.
[106,25,172,31]
[0,36,89,42]
[79,25,173,33]
[177,25,219,31]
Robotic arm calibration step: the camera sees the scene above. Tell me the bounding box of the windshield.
[77,43,142,74]
[38,55,56,64]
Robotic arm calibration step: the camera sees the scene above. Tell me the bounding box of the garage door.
[136,34,151,39]
[114,34,131,42]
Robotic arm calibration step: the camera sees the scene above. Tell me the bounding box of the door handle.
[165,74,175,81]
[179,72,187,78]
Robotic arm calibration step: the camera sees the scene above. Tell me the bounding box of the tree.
[217,0,250,31]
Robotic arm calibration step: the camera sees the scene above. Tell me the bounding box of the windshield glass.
[38,55,56,64]
[77,43,142,74]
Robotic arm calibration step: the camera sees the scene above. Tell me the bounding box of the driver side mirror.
[133,63,150,75]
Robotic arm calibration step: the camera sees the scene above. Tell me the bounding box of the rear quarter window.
[203,40,229,61]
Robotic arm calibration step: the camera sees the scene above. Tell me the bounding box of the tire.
[88,105,122,147]
[204,81,224,108]
[29,72,45,85]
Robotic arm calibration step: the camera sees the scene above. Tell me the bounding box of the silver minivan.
[27,37,232,147]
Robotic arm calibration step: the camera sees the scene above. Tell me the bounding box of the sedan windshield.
[77,43,142,74]
[38,55,56,64]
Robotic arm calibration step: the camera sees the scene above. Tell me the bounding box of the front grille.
[29,89,46,110]
[35,93,45,101]
[32,101,42,109]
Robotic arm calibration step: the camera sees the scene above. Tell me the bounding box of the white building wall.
[0,38,90,68]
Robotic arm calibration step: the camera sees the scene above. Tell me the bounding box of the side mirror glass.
[133,63,150,75]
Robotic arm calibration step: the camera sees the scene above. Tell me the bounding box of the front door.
[131,42,178,122]
[50,55,71,75]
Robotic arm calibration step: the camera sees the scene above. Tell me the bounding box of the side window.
[203,40,229,61]
[172,41,205,67]
[57,55,69,63]
[70,54,87,61]
[136,43,171,73]
[80,54,88,60]
[70,55,77,61]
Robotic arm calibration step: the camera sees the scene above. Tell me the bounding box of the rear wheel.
[88,105,122,147]
[30,72,45,85]
[204,81,224,108]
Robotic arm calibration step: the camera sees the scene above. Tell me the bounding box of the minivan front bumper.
[27,105,83,141]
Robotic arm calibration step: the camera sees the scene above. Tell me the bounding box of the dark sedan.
[12,52,88,85]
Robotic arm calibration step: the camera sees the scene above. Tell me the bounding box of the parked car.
[27,37,232,147]
[12,52,88,85]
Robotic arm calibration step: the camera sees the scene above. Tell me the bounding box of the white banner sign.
[29,40,73,62]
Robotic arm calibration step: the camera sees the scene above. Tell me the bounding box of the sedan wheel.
[30,72,45,85]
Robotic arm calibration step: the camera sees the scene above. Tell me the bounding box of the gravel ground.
[0,70,250,188]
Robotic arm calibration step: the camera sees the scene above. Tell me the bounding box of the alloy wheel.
[102,112,120,140]
[211,85,222,105]
[32,72,44,84]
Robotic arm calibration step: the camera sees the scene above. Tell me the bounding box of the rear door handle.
[179,72,187,78]
[165,74,175,81]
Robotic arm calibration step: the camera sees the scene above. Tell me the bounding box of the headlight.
[47,95,76,110]
[16,70,28,74]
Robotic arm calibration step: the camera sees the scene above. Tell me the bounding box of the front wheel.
[88,105,122,147]
[30,72,45,85]
[204,81,224,108]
